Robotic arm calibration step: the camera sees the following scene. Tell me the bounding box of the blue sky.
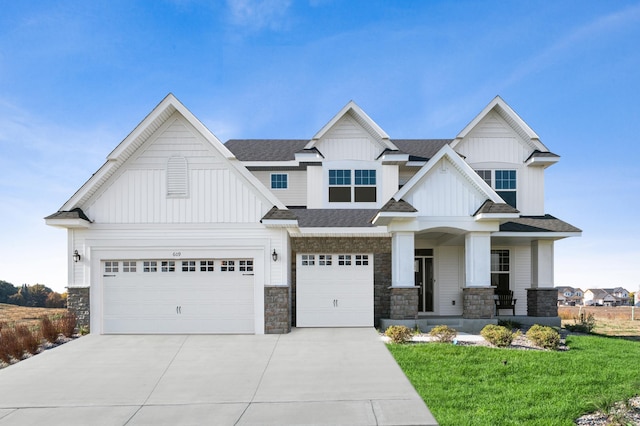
[1,0,639,293]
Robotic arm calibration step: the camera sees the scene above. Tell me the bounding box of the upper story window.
[329,169,376,203]
[271,173,288,189]
[476,169,517,208]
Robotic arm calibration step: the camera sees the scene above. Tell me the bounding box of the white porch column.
[464,232,491,287]
[531,240,554,288]
[391,231,415,287]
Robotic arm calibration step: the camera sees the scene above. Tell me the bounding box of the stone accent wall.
[290,236,392,327]
[527,288,559,317]
[462,287,495,319]
[264,286,291,334]
[389,287,419,319]
[67,287,90,332]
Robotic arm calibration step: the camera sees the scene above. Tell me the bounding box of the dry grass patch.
[0,303,67,328]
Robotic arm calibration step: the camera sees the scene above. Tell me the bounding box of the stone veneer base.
[264,286,291,334]
[67,287,90,333]
[462,287,495,319]
[527,288,559,317]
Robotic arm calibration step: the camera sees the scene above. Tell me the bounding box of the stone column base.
[389,287,419,320]
[527,288,558,317]
[462,287,495,319]
[265,286,291,334]
[67,287,90,333]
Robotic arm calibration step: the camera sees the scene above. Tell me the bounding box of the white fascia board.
[525,156,560,168]
[394,144,503,204]
[405,161,427,167]
[45,218,91,229]
[475,212,521,221]
[378,153,409,163]
[494,232,582,239]
[294,152,324,162]
[371,212,417,226]
[292,227,389,236]
[307,101,395,150]
[261,220,299,228]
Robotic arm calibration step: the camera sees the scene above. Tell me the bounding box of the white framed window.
[355,255,369,266]
[143,261,157,272]
[181,260,196,272]
[239,260,253,272]
[318,255,332,266]
[491,249,510,293]
[105,261,119,273]
[161,261,175,272]
[123,261,136,273]
[329,169,377,203]
[200,260,214,272]
[270,173,288,189]
[221,260,235,272]
[338,255,352,266]
[301,255,315,266]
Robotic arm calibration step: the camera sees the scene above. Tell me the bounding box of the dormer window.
[476,169,517,208]
[329,169,377,203]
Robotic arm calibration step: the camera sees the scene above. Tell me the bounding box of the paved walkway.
[0,328,437,425]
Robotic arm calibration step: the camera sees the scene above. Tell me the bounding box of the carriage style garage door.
[296,253,373,327]
[102,258,254,334]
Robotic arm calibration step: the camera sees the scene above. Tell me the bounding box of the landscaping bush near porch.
[388,335,640,425]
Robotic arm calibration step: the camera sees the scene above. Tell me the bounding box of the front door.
[414,251,434,312]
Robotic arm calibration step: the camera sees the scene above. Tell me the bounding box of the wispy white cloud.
[226,0,292,32]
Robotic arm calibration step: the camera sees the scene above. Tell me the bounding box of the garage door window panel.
[143,261,158,272]
[182,261,196,272]
[105,261,119,273]
[239,260,253,272]
[200,260,214,272]
[161,261,176,272]
[338,255,352,266]
[221,260,235,271]
[123,261,136,272]
[301,255,315,266]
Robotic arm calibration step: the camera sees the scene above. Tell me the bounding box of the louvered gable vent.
[167,156,188,197]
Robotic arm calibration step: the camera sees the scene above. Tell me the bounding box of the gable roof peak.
[306,100,397,151]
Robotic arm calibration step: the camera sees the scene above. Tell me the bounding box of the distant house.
[556,286,583,306]
[583,288,631,306]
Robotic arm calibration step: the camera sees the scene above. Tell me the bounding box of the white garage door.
[296,253,373,327]
[102,258,254,334]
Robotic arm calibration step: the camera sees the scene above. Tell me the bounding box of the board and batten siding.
[315,115,385,161]
[455,111,546,216]
[511,245,531,316]
[403,157,487,217]
[83,115,269,224]
[252,170,307,207]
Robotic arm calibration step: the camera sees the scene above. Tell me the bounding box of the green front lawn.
[388,335,640,425]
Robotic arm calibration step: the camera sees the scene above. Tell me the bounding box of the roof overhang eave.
[45,218,92,229]
[260,219,299,228]
[475,212,521,222]
[493,231,582,239]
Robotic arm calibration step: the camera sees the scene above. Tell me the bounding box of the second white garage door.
[102,258,254,334]
[296,253,373,327]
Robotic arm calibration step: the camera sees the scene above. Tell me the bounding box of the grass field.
[0,303,67,328]
[389,334,640,425]
[559,306,640,340]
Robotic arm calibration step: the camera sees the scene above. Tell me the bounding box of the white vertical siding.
[251,170,307,207]
[511,245,531,316]
[437,246,464,316]
[306,166,323,208]
[404,158,487,216]
[315,115,384,161]
[381,165,399,202]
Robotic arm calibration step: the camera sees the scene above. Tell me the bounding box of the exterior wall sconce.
[73,250,81,263]
[272,249,278,262]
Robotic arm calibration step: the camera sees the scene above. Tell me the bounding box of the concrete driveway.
[0,328,437,425]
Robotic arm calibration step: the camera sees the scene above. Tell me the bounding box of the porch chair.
[494,290,517,316]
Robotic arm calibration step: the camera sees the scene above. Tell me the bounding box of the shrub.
[526,325,560,350]
[385,325,413,344]
[565,312,596,333]
[0,327,23,362]
[429,325,457,343]
[40,317,59,343]
[14,324,41,355]
[481,324,518,347]
[54,312,77,338]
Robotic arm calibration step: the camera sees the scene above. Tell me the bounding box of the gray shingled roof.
[500,215,581,233]
[379,198,418,213]
[293,209,378,227]
[261,207,297,221]
[225,140,308,161]
[474,200,519,215]
[391,139,452,160]
[44,208,91,222]
[225,139,453,162]
[525,150,560,162]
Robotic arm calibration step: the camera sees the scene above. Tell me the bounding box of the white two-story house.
[46,94,581,334]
